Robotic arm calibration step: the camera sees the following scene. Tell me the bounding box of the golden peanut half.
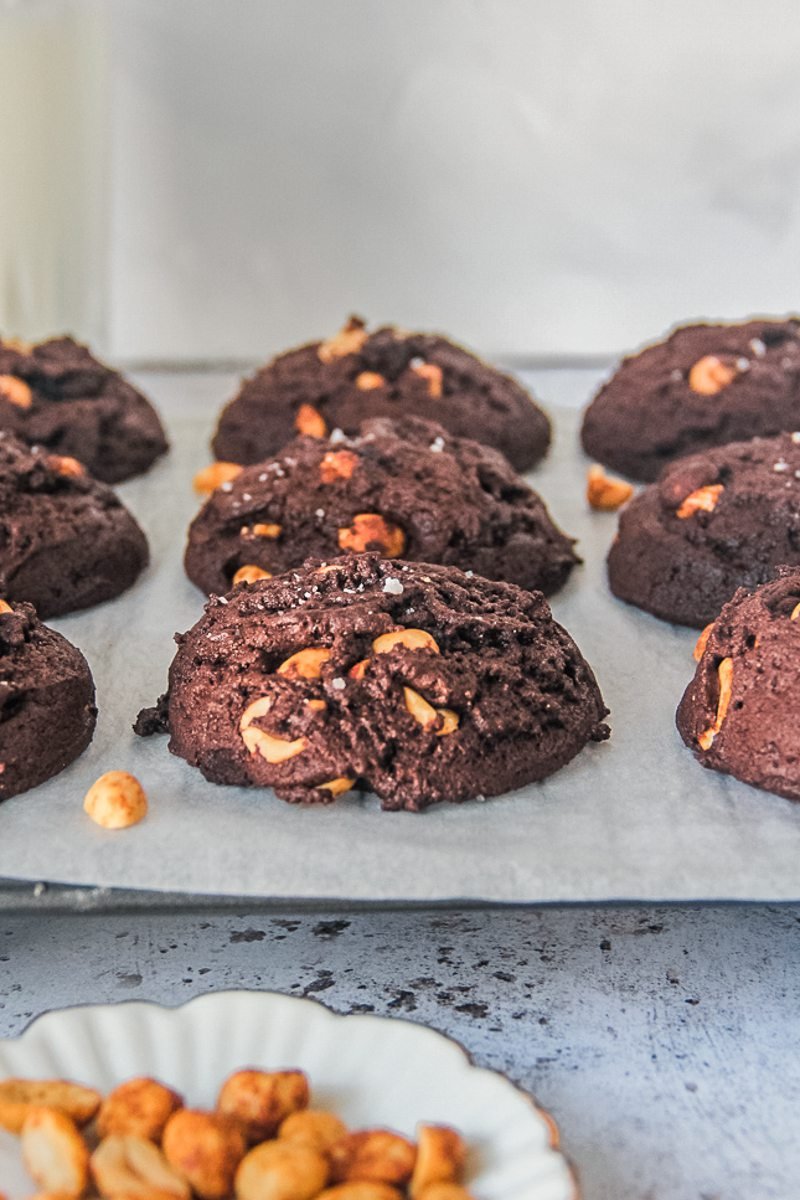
[318,1186,404,1200]
[233,564,273,586]
[698,656,734,751]
[318,776,356,797]
[0,599,12,614]
[91,1133,190,1199]
[355,371,385,391]
[693,623,714,662]
[194,461,243,494]
[688,355,739,395]
[295,403,328,438]
[372,629,440,656]
[0,373,33,408]
[0,1079,101,1134]
[96,1077,183,1141]
[84,772,148,831]
[330,1130,417,1186]
[338,514,406,557]
[240,696,307,762]
[410,361,443,399]
[245,523,282,539]
[47,455,85,479]
[21,1108,90,1199]
[235,1139,329,1200]
[348,659,370,680]
[791,601,800,621]
[162,1109,246,1200]
[277,647,331,679]
[320,449,360,483]
[403,688,459,736]
[676,484,724,519]
[218,1069,310,1143]
[279,1109,349,1153]
[410,1126,466,1197]
[586,464,633,511]
[318,318,369,363]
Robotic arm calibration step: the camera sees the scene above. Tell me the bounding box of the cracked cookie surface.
[211,317,550,473]
[607,432,800,628]
[676,566,800,801]
[0,335,168,483]
[0,432,149,618]
[581,318,800,481]
[138,555,609,811]
[187,417,577,597]
[0,600,96,801]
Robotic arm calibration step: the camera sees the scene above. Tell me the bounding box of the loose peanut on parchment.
[0,1079,101,1135]
[0,374,32,408]
[162,1109,247,1200]
[21,1108,90,1198]
[91,1132,190,1198]
[194,462,243,494]
[235,1139,329,1200]
[586,464,633,511]
[96,1076,183,1141]
[278,1109,348,1153]
[218,1069,310,1143]
[409,1125,466,1197]
[84,772,148,831]
[330,1130,417,1186]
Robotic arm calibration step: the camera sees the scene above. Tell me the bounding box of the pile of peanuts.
[0,1068,474,1200]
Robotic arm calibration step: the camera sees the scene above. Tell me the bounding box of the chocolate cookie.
[137,555,609,811]
[0,599,96,801]
[0,432,149,618]
[211,317,550,472]
[581,318,800,481]
[607,432,800,629]
[187,417,577,597]
[676,566,800,801]
[0,335,168,483]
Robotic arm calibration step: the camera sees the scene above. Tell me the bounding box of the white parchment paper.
[1,368,798,902]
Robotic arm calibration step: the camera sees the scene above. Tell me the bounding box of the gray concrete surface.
[1,905,797,1200]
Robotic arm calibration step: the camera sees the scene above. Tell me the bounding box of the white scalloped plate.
[0,990,576,1199]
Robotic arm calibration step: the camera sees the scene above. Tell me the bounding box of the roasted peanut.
[318,318,368,363]
[698,656,734,751]
[277,648,331,679]
[295,404,328,438]
[676,484,724,519]
[3,335,32,353]
[372,629,440,656]
[233,565,273,586]
[245,523,282,539]
[317,1186,404,1200]
[235,1139,329,1200]
[194,462,243,494]
[348,659,370,680]
[162,1109,246,1200]
[693,623,714,662]
[317,777,356,797]
[0,1079,101,1134]
[91,1133,190,1198]
[355,371,384,391]
[96,1077,183,1141]
[320,450,360,483]
[21,1108,90,1198]
[586,464,633,511]
[791,601,800,622]
[338,514,406,557]
[218,1069,310,1142]
[279,1109,348,1153]
[410,1126,466,1197]
[0,599,12,614]
[403,688,459,736]
[240,697,308,763]
[415,1186,476,1200]
[688,355,739,395]
[47,455,85,478]
[0,374,32,408]
[410,362,443,398]
[83,772,148,831]
[330,1130,416,1186]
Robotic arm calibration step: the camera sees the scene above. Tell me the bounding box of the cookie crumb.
[382,578,404,595]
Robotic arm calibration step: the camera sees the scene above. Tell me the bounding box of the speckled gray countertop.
[2,904,798,1200]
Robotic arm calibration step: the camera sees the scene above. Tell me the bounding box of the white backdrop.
[5,1,800,360]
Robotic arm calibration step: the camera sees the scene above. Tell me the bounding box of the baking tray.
[1,366,799,908]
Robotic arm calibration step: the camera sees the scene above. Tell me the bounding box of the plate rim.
[0,988,580,1200]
